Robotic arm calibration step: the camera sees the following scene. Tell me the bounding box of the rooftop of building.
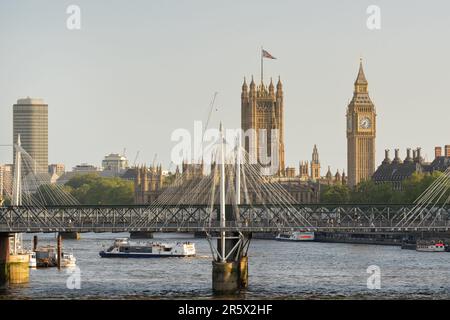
[15,97,46,105]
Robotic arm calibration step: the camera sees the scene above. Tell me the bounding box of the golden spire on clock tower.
[354,58,368,92]
[346,58,377,188]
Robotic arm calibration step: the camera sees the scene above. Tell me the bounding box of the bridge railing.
[0,205,449,233]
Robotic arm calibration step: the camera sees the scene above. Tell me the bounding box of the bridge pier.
[212,233,250,294]
[238,255,248,289]
[210,202,251,295]
[0,233,30,287]
[129,231,153,239]
[60,232,80,240]
[57,233,62,270]
[0,233,9,287]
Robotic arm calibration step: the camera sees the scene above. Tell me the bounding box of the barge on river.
[99,238,196,258]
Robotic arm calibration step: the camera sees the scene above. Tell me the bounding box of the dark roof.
[373,162,426,182]
[120,168,137,180]
[373,157,450,182]
[429,156,450,172]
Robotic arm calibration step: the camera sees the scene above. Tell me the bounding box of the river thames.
[1,233,449,299]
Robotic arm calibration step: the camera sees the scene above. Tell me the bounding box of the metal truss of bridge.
[1,204,449,233]
[2,131,450,234]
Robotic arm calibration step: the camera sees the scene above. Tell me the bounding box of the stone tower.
[299,161,309,180]
[310,144,321,181]
[346,59,377,187]
[241,76,285,176]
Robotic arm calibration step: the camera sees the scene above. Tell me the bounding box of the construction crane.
[133,151,140,167]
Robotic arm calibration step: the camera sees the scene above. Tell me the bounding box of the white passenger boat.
[99,238,196,258]
[416,240,446,252]
[275,231,315,241]
[61,252,77,267]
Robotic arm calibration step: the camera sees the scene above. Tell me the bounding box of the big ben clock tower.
[346,59,376,188]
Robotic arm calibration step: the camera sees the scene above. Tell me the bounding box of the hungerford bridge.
[1,203,450,234]
[1,132,450,292]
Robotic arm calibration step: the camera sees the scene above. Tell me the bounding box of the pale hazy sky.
[1,0,450,173]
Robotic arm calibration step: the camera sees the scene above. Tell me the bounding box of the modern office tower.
[13,97,48,174]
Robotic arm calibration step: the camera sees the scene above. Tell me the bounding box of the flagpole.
[260,46,263,83]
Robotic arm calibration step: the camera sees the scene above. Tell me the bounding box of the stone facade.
[346,60,377,188]
[241,77,285,176]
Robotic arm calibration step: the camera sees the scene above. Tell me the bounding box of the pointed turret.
[249,76,256,90]
[241,77,248,99]
[341,170,347,185]
[335,169,342,184]
[354,58,368,93]
[276,76,283,97]
[326,166,332,179]
[312,144,319,163]
[269,77,275,96]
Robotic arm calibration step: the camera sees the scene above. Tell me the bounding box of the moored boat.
[416,240,446,252]
[61,252,77,267]
[275,231,315,241]
[99,238,196,258]
[35,246,58,267]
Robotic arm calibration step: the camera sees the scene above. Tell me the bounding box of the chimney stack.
[417,147,422,162]
[435,146,442,159]
[393,149,402,164]
[405,148,412,162]
[383,149,391,164]
[445,145,450,157]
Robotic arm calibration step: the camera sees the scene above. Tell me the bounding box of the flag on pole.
[262,49,276,59]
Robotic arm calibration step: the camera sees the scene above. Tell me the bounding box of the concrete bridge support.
[0,233,9,287]
[8,253,29,284]
[212,235,250,294]
[60,232,80,240]
[0,233,30,287]
[129,231,153,239]
[211,204,250,294]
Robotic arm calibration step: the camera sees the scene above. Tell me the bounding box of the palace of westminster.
[132,59,450,204]
[2,60,449,205]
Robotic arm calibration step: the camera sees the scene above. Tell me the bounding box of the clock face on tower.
[359,116,371,129]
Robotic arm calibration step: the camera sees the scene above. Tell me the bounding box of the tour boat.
[61,252,77,267]
[416,240,446,252]
[99,238,196,258]
[275,231,315,241]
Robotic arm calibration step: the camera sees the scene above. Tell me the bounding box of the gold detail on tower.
[346,59,377,187]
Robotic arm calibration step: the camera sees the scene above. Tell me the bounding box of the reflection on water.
[1,232,449,299]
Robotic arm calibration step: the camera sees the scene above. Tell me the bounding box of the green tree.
[65,174,134,205]
[320,184,351,204]
[350,180,397,204]
[401,171,446,204]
